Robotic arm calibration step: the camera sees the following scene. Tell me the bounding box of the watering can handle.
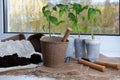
[62,28,72,42]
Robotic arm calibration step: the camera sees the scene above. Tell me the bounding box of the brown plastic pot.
[40,36,68,68]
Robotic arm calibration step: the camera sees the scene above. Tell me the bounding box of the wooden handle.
[78,59,106,72]
[95,61,120,70]
[62,28,72,42]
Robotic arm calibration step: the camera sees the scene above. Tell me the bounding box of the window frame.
[2,0,120,36]
[3,0,9,33]
[0,0,4,33]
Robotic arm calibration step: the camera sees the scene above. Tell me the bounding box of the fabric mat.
[0,54,120,80]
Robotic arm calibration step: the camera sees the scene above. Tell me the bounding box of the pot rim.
[40,36,69,44]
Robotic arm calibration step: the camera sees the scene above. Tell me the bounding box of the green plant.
[68,3,88,37]
[88,7,101,40]
[42,4,64,37]
[42,3,101,39]
[54,4,69,35]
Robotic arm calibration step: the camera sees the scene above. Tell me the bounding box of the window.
[4,0,119,35]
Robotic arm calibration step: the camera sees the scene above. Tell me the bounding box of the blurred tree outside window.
[4,0,119,35]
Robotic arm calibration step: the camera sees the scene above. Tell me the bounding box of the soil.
[0,53,42,67]
[0,54,120,80]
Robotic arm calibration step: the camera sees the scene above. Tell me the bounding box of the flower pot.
[65,37,74,57]
[85,39,100,62]
[40,36,68,68]
[74,38,86,58]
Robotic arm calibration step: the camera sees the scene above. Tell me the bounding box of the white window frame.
[3,0,10,33]
[0,0,3,33]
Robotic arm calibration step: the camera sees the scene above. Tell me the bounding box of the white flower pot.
[74,38,86,58]
[85,39,100,62]
[65,38,74,57]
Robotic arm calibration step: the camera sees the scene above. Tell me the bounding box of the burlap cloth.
[0,54,120,80]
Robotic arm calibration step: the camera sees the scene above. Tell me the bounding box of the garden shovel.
[66,56,120,71]
[62,27,72,42]
[81,58,120,70]
[65,56,106,72]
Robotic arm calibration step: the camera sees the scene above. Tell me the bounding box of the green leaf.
[57,20,65,25]
[96,9,101,15]
[56,4,64,8]
[72,3,82,14]
[56,4,68,17]
[68,12,77,23]
[42,5,48,13]
[56,4,68,11]
[53,6,57,11]
[59,9,64,17]
[71,23,77,33]
[48,16,64,26]
[88,8,95,20]
[81,5,88,12]
[44,10,51,18]
[88,8,96,20]
[83,26,88,33]
[88,8,101,20]
[49,16,58,25]
[93,18,97,24]
[81,15,85,21]
[71,23,81,34]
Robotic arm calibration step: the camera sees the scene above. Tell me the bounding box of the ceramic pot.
[85,39,100,62]
[74,38,86,58]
